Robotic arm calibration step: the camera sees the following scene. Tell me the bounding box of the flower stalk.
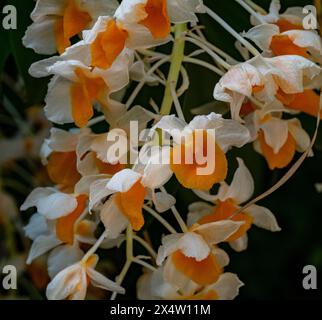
[160,23,187,116]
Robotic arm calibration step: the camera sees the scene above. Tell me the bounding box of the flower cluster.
[20,0,321,300]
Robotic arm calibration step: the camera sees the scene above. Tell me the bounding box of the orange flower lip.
[171,250,222,286]
[70,68,107,128]
[56,194,88,245]
[198,199,253,242]
[139,0,171,39]
[115,180,146,231]
[55,0,92,54]
[90,19,128,69]
[170,130,228,190]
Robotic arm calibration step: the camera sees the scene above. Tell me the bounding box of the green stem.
[160,23,187,116]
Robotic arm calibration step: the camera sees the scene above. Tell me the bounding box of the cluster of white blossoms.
[20,0,321,300]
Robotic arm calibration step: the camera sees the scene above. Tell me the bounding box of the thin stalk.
[205,6,261,57]
[160,23,187,115]
[143,204,177,234]
[110,225,133,300]
[235,0,267,24]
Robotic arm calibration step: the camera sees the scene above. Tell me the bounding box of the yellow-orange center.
[258,129,296,170]
[71,68,106,128]
[47,151,81,191]
[198,199,253,242]
[115,180,146,231]
[56,194,88,245]
[55,0,92,54]
[93,152,125,175]
[275,19,303,33]
[270,35,309,58]
[90,19,128,69]
[170,130,228,190]
[139,0,171,39]
[171,250,222,286]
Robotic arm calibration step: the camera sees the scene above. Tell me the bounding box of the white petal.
[153,115,187,144]
[163,258,196,293]
[21,187,78,219]
[287,118,311,152]
[30,0,64,20]
[95,49,133,93]
[153,192,176,213]
[212,273,244,300]
[246,204,281,231]
[144,267,181,299]
[77,152,98,177]
[87,268,125,294]
[75,174,109,196]
[141,147,173,189]
[44,76,73,125]
[46,264,87,300]
[193,220,244,245]
[24,213,49,240]
[48,245,84,279]
[229,234,248,252]
[283,30,322,54]
[218,157,254,204]
[100,197,129,239]
[216,119,251,152]
[261,117,289,154]
[91,129,127,164]
[89,178,113,210]
[167,0,204,24]
[22,17,57,55]
[156,234,183,266]
[80,0,119,20]
[47,128,80,152]
[177,232,210,261]
[243,24,279,51]
[187,202,214,227]
[213,247,230,268]
[213,62,262,121]
[106,169,141,192]
[187,113,223,131]
[268,55,321,93]
[27,234,62,264]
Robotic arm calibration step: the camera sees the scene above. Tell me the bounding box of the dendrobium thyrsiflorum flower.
[20,0,321,300]
[154,113,250,190]
[189,158,281,251]
[23,0,120,55]
[214,55,321,121]
[245,110,311,169]
[137,268,243,300]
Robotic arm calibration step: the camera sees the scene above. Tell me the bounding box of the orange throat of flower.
[115,180,146,231]
[56,194,88,245]
[258,129,296,170]
[55,0,92,54]
[138,0,171,39]
[47,151,81,191]
[90,19,128,69]
[198,198,253,242]
[171,250,222,286]
[70,68,107,128]
[170,130,228,190]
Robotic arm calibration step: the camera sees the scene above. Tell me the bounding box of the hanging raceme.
[20,0,322,300]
